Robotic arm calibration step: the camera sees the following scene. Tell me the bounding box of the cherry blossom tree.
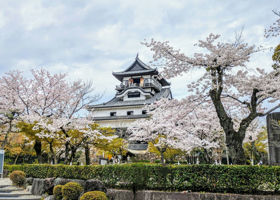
[0,69,100,163]
[0,76,25,149]
[143,34,280,164]
[128,98,224,164]
[184,102,225,163]
[26,115,117,164]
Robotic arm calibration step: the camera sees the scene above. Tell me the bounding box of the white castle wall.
[96,119,138,128]
[93,106,145,118]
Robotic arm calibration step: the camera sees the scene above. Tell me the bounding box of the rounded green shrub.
[80,191,108,200]
[9,170,26,187]
[53,185,63,200]
[62,182,83,200]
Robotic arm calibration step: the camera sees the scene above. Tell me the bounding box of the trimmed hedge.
[4,164,280,194]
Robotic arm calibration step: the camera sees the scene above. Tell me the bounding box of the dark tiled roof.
[158,77,170,87]
[89,87,172,109]
[124,55,153,71]
[112,56,158,81]
[112,56,170,86]
[112,70,158,81]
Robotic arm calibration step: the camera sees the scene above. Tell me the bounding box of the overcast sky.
[0,0,279,103]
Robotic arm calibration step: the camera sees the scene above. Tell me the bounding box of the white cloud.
[19,1,64,31]
[0,0,279,102]
[0,12,7,28]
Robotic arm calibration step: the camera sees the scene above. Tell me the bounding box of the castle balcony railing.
[115,78,161,92]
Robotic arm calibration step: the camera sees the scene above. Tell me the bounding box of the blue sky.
[0,0,279,103]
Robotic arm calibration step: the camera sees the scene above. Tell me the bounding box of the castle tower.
[88,55,172,129]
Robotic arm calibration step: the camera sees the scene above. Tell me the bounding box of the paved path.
[0,178,12,185]
[0,178,41,200]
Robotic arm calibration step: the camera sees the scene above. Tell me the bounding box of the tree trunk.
[160,151,164,165]
[34,139,43,163]
[14,153,20,164]
[1,120,12,149]
[61,128,70,164]
[225,130,246,164]
[68,147,77,164]
[156,146,166,165]
[64,141,70,164]
[85,144,90,165]
[49,142,55,164]
[56,150,64,164]
[225,145,230,165]
[203,149,211,164]
[210,87,247,164]
[209,68,261,164]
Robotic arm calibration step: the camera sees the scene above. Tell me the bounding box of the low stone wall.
[107,189,280,200]
[28,177,280,200]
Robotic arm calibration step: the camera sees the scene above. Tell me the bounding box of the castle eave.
[112,70,158,81]
[88,87,172,110]
[93,114,149,121]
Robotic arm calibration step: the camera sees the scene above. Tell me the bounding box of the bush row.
[54,182,108,200]
[4,164,280,194]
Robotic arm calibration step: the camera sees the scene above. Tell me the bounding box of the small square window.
[127,111,134,116]
[128,92,140,98]
[110,112,116,117]
[142,110,147,115]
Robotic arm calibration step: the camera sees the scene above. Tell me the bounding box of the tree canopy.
[142,32,279,164]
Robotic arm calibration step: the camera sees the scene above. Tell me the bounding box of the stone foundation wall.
[107,189,280,200]
[28,177,280,200]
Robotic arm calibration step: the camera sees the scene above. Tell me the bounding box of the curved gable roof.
[124,55,152,72]
[112,55,158,81]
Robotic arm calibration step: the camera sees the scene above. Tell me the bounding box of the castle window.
[140,77,144,87]
[133,78,140,84]
[123,80,128,86]
[110,112,116,117]
[142,110,147,115]
[127,111,134,116]
[128,92,140,98]
[144,78,150,83]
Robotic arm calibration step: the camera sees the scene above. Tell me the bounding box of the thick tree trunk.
[209,68,261,164]
[85,145,90,165]
[34,139,43,163]
[225,130,246,164]
[210,83,247,164]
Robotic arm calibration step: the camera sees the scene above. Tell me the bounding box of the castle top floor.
[112,55,170,95]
